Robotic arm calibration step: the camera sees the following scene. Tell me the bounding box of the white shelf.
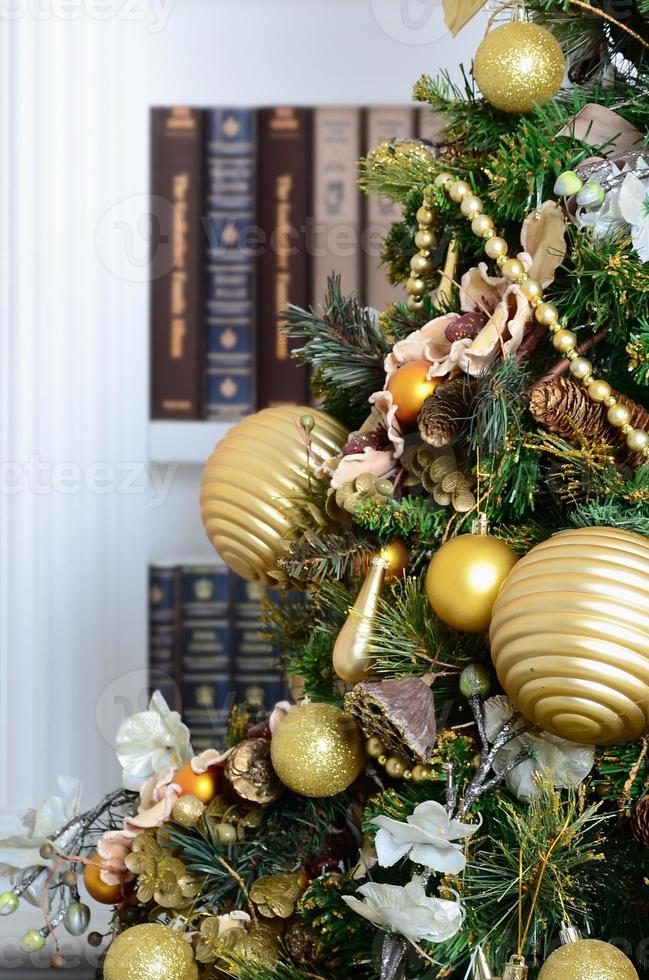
[148,421,234,464]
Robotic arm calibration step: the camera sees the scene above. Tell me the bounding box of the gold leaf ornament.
[443,0,488,36]
[250,872,307,919]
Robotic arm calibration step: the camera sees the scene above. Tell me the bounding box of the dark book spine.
[256,107,312,409]
[204,109,257,421]
[233,577,288,713]
[150,107,205,420]
[179,563,233,750]
[148,564,181,711]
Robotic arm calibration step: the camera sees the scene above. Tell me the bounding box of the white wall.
[0,0,485,944]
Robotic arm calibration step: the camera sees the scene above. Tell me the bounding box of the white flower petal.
[374,828,412,868]
[410,841,467,874]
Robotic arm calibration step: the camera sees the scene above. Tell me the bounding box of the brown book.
[312,107,362,306]
[417,105,447,148]
[257,107,312,408]
[150,107,204,420]
[363,106,415,313]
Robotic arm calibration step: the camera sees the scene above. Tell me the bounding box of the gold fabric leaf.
[443,0,488,36]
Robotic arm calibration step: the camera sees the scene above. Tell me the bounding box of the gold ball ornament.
[200,406,347,585]
[426,532,519,633]
[490,527,649,744]
[270,703,365,797]
[103,924,198,980]
[173,760,222,804]
[83,855,128,906]
[473,21,565,114]
[387,360,441,427]
[537,940,638,980]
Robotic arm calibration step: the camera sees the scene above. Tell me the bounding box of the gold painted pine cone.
[200,406,347,586]
[490,527,649,745]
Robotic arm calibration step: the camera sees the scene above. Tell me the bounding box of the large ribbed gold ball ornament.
[473,22,565,113]
[200,407,347,585]
[538,940,639,980]
[426,533,519,633]
[270,703,366,797]
[490,527,649,745]
[103,924,198,980]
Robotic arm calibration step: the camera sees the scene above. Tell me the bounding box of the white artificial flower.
[116,691,192,791]
[342,879,464,945]
[483,696,595,800]
[575,187,626,239]
[372,800,479,874]
[0,777,82,880]
[619,172,649,262]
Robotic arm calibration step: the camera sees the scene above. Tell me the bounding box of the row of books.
[150,104,443,422]
[148,560,288,749]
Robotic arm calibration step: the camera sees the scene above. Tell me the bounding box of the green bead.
[299,414,315,433]
[21,929,46,953]
[375,479,394,497]
[64,902,91,937]
[459,663,491,699]
[0,892,19,916]
[216,822,238,844]
[553,170,583,197]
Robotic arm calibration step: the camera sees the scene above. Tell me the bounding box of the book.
[312,107,362,306]
[148,563,181,711]
[232,577,288,712]
[417,105,446,147]
[256,107,312,408]
[363,106,415,313]
[204,108,257,421]
[178,562,233,751]
[150,107,205,419]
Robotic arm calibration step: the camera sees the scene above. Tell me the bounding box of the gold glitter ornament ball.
[200,406,347,586]
[538,940,638,980]
[473,21,565,113]
[103,924,198,980]
[270,703,366,797]
[490,527,649,745]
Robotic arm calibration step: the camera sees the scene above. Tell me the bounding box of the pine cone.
[631,796,649,846]
[529,377,649,467]
[418,377,476,447]
[529,377,606,441]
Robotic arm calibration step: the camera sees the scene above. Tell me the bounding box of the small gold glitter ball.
[270,703,365,797]
[103,924,198,980]
[171,795,205,828]
[473,21,565,113]
[538,939,638,980]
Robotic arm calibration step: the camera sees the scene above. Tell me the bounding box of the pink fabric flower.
[124,769,181,833]
[269,701,293,734]
[384,313,461,382]
[96,829,136,887]
[330,444,398,488]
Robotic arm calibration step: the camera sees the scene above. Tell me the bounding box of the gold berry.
[416,205,434,226]
[588,379,612,403]
[407,277,426,297]
[535,302,559,326]
[484,236,508,260]
[366,735,384,759]
[449,180,471,201]
[520,279,543,302]
[385,756,405,779]
[552,329,577,353]
[569,357,593,381]
[607,404,632,428]
[627,429,649,453]
[410,253,431,275]
[471,214,493,236]
[407,295,424,312]
[415,228,435,250]
[434,172,453,188]
[501,258,524,281]
[460,195,483,216]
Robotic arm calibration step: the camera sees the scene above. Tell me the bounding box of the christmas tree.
[2,3,649,978]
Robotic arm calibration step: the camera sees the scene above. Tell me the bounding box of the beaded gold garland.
[406,205,436,311]
[432,173,649,459]
[364,735,434,782]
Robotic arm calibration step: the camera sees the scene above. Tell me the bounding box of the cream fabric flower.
[619,172,649,262]
[343,879,464,944]
[372,800,479,874]
[483,696,595,800]
[191,747,231,773]
[116,691,192,791]
[0,777,82,878]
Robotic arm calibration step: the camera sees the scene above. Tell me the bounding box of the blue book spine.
[179,563,234,749]
[233,576,288,712]
[204,108,256,421]
[148,564,181,711]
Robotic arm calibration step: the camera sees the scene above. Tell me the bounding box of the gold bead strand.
[407,187,437,312]
[435,174,649,460]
